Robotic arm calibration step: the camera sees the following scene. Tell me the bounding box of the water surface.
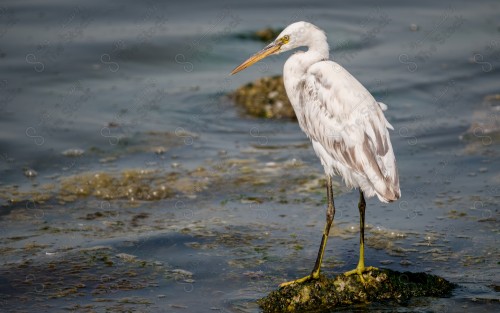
[0,0,499,312]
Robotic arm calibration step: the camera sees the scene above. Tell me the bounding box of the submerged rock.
[461,93,500,150]
[62,148,85,157]
[231,75,295,119]
[258,268,455,312]
[23,168,38,178]
[236,27,284,42]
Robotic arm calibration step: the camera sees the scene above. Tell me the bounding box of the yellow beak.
[230,42,282,75]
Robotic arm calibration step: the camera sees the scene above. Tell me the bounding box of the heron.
[230,21,400,287]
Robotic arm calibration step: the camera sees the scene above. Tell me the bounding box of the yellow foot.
[279,274,318,288]
[344,266,378,283]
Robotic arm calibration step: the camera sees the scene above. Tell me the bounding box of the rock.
[409,24,419,31]
[23,168,38,178]
[461,93,500,148]
[231,75,296,119]
[236,27,284,42]
[254,28,283,42]
[258,268,455,312]
[62,148,85,157]
[116,253,137,262]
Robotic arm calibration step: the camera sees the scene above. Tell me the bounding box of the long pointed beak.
[230,42,281,75]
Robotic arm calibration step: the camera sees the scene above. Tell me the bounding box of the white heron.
[230,21,400,287]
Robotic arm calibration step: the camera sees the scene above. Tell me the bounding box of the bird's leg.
[280,176,335,287]
[344,190,377,282]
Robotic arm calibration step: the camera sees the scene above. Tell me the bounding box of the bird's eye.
[282,35,290,43]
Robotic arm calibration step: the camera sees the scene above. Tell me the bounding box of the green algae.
[0,246,168,309]
[59,170,174,202]
[258,269,456,312]
[235,27,284,42]
[231,75,295,119]
[461,93,500,154]
[1,154,324,208]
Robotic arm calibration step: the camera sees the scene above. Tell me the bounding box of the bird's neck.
[283,34,330,115]
[285,45,329,77]
[288,31,330,73]
[303,28,330,65]
[308,37,330,62]
[304,47,329,68]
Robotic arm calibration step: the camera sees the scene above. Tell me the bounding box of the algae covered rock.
[236,27,284,42]
[258,268,455,312]
[461,93,500,147]
[231,75,295,119]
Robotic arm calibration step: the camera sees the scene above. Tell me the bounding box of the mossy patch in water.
[461,93,500,154]
[231,75,295,119]
[259,269,456,312]
[2,155,325,208]
[0,247,166,305]
[59,170,174,202]
[235,27,284,42]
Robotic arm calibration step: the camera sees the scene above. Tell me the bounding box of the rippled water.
[1,0,499,312]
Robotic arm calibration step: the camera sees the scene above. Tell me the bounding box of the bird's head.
[231,21,324,75]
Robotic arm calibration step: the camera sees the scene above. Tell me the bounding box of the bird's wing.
[296,60,399,201]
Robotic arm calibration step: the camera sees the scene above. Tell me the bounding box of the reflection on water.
[0,0,499,312]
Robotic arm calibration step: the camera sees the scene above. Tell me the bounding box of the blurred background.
[0,0,499,312]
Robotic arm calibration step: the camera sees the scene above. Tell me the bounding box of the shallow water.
[0,0,499,312]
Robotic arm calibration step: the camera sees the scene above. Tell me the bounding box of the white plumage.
[231,21,401,286]
[280,22,400,202]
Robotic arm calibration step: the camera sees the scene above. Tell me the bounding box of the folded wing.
[295,61,400,202]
